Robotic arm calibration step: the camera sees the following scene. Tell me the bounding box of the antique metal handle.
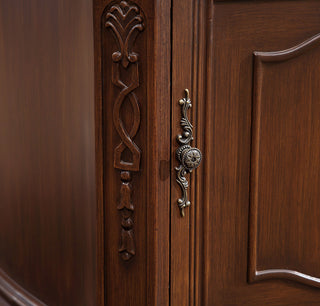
[175,89,202,217]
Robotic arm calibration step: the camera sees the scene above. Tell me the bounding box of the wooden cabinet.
[1,0,320,305]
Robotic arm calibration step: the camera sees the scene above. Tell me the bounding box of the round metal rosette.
[176,144,191,162]
[181,147,202,171]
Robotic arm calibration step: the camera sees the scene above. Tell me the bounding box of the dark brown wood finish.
[93,0,170,305]
[182,0,320,305]
[103,0,145,262]
[250,34,320,288]
[171,0,194,305]
[0,0,97,305]
[0,0,171,304]
[3,0,320,305]
[171,0,209,305]
[0,269,46,306]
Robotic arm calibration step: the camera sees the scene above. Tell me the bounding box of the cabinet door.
[171,0,320,305]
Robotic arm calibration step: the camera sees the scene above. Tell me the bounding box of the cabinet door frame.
[171,0,210,305]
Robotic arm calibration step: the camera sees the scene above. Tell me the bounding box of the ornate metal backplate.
[175,89,202,217]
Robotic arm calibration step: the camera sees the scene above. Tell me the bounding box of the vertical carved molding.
[104,0,145,261]
[118,171,135,260]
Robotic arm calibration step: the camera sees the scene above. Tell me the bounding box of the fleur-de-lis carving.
[103,0,145,261]
[105,1,145,68]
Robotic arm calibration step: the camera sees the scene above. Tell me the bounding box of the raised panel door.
[171,0,320,305]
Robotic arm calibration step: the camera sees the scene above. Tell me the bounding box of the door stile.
[171,0,211,305]
[146,0,171,305]
[171,0,194,304]
[192,0,211,305]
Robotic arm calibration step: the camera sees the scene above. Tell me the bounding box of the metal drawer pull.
[175,89,202,217]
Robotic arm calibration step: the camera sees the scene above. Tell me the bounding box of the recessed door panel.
[250,35,320,288]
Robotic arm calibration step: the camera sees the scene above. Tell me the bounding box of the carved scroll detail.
[104,0,144,261]
[118,171,135,261]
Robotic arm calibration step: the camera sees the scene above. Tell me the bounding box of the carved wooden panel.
[97,0,170,303]
[249,33,320,288]
[105,0,144,172]
[103,0,145,261]
[98,0,171,303]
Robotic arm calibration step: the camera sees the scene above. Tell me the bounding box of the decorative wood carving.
[104,0,145,261]
[118,171,135,260]
[249,33,320,288]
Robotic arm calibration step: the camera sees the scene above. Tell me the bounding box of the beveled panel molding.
[249,33,320,288]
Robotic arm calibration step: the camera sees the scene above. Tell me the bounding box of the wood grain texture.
[0,269,46,306]
[171,0,194,305]
[102,0,145,262]
[0,0,97,305]
[186,0,320,305]
[104,0,144,172]
[192,0,208,304]
[250,33,320,288]
[146,1,171,305]
[101,0,148,301]
[94,0,170,304]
